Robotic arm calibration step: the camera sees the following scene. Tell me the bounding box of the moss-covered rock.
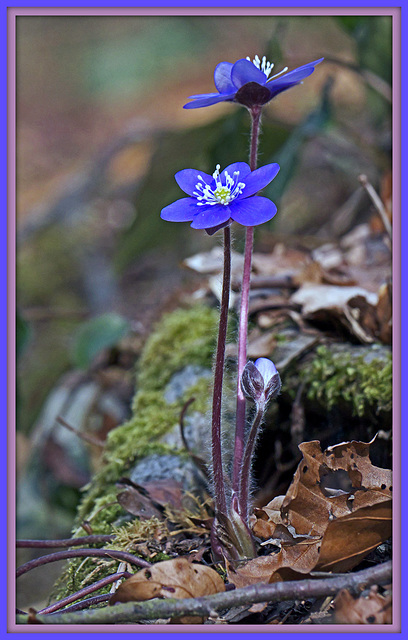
[74,304,218,531]
[53,304,218,599]
[301,344,392,418]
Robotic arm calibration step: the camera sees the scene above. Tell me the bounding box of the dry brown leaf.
[376,282,392,345]
[333,586,392,624]
[141,480,184,510]
[281,439,391,535]
[291,284,379,343]
[244,439,392,586]
[317,500,392,572]
[251,244,310,277]
[116,485,163,520]
[110,558,225,623]
[227,538,321,589]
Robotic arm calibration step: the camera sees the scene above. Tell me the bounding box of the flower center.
[193,164,246,206]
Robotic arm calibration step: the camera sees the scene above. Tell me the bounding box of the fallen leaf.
[376,282,392,345]
[242,439,392,586]
[110,558,225,623]
[116,485,163,520]
[333,586,392,624]
[291,284,379,343]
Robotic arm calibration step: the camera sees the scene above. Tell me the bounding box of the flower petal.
[213,61,236,94]
[175,169,212,196]
[160,197,198,222]
[239,163,280,198]
[183,92,235,109]
[254,358,278,385]
[229,196,277,226]
[268,58,324,91]
[231,58,268,89]
[190,205,231,229]
[221,162,251,181]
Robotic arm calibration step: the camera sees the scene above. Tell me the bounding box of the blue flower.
[160,161,279,231]
[184,54,324,110]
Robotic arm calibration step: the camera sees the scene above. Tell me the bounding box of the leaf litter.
[228,438,391,589]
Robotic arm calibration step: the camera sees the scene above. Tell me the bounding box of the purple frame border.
[5,2,402,637]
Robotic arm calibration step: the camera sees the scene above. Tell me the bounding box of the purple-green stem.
[238,403,265,521]
[211,225,231,517]
[232,106,262,504]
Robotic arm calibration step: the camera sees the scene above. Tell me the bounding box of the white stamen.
[246,54,274,78]
[266,66,289,82]
[194,165,246,207]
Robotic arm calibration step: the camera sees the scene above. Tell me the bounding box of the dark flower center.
[234,82,272,108]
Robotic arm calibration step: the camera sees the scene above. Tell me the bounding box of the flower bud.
[241,357,281,405]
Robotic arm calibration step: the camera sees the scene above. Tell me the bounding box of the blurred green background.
[15,14,392,539]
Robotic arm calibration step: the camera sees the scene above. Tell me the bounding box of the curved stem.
[211,225,231,517]
[238,404,265,521]
[16,535,114,548]
[16,548,151,577]
[232,106,262,496]
[37,572,131,615]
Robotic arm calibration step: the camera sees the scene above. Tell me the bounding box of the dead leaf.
[110,558,225,623]
[245,439,392,586]
[251,244,309,277]
[291,284,379,343]
[281,439,391,536]
[183,247,244,277]
[117,485,163,520]
[376,282,392,345]
[141,480,184,511]
[317,500,392,571]
[333,586,392,624]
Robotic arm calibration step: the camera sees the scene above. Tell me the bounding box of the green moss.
[302,345,392,417]
[55,305,219,599]
[74,312,215,529]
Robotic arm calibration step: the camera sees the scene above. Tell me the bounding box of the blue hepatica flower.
[160,161,279,231]
[184,54,324,109]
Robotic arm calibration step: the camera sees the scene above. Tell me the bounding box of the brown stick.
[16,560,391,625]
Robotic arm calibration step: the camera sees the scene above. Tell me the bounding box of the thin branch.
[17,548,151,578]
[57,416,105,448]
[16,561,391,625]
[17,535,115,549]
[37,572,131,615]
[358,174,392,239]
[50,594,111,613]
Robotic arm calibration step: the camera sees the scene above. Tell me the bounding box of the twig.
[37,572,132,615]
[16,561,391,625]
[49,594,111,613]
[57,416,105,448]
[358,174,392,239]
[17,548,151,578]
[17,535,114,548]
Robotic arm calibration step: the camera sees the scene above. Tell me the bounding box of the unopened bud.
[241,357,281,405]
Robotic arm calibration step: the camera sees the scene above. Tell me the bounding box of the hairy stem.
[211,225,231,517]
[238,403,265,521]
[232,106,262,496]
